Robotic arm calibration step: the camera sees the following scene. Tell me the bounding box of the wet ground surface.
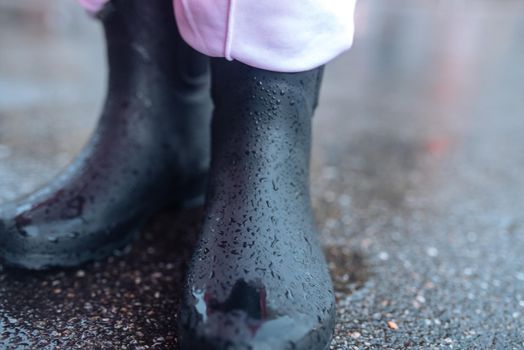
[2,0,524,349]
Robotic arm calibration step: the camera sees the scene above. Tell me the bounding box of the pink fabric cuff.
[77,0,357,72]
[174,0,356,72]
[77,0,108,14]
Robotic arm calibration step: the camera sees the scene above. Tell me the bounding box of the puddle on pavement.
[325,245,370,297]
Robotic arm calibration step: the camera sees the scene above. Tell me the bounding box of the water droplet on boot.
[285,289,294,299]
[67,232,80,239]
[20,225,39,238]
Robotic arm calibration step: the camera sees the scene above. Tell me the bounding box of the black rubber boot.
[179,60,335,350]
[0,0,211,269]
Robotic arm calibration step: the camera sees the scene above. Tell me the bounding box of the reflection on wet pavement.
[2,0,524,348]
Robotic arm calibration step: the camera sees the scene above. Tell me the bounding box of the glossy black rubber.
[179,60,335,350]
[0,0,212,269]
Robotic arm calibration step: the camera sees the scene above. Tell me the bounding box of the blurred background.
[1,0,524,348]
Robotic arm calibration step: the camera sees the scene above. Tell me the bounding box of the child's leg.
[0,0,211,269]
[175,1,356,348]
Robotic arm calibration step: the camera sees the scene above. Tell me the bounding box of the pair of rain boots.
[0,1,335,349]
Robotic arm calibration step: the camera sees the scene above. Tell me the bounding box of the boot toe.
[180,279,335,350]
[181,309,334,350]
[0,202,139,269]
[0,209,76,269]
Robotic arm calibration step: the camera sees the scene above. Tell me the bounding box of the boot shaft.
[210,59,324,118]
[208,59,324,203]
[100,0,209,94]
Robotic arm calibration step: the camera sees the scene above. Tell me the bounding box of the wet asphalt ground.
[1,0,524,349]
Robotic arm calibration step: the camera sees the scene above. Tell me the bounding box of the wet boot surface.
[0,0,212,269]
[179,60,335,350]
